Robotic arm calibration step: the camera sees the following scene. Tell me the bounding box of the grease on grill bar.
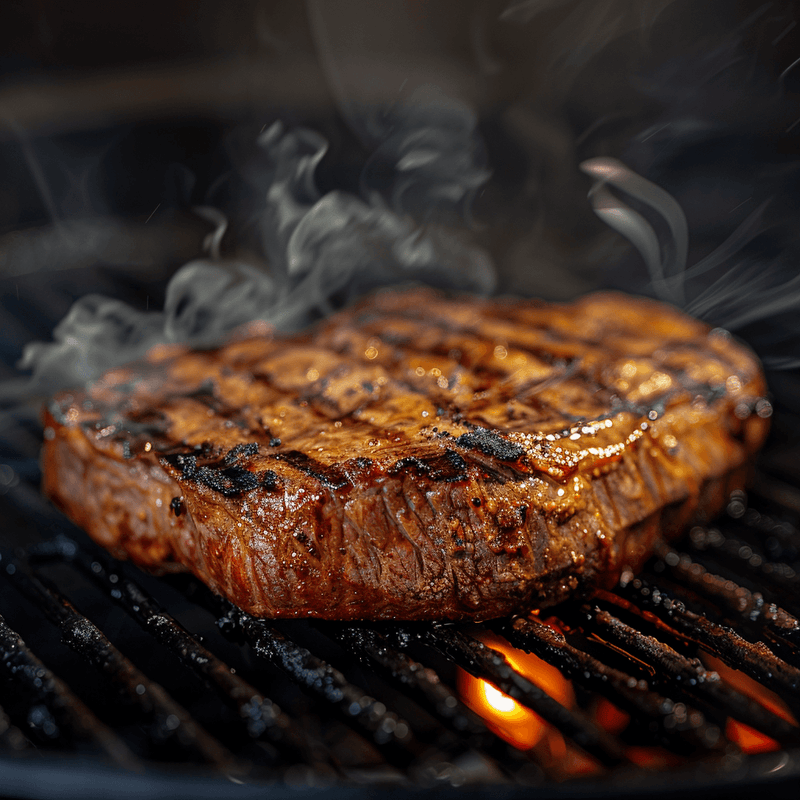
[1,483,800,787]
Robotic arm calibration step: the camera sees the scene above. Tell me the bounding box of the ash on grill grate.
[0,605,136,768]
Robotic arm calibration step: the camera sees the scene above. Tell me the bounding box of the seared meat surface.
[42,288,769,620]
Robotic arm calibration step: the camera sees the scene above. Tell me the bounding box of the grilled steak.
[42,288,770,620]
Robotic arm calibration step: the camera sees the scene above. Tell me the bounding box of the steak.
[42,288,770,620]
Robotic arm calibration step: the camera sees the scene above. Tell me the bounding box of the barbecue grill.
[3,1,800,796]
[1,265,799,798]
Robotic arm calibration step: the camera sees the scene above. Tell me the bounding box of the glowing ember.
[725,720,781,755]
[481,681,516,713]
[703,653,797,754]
[459,674,546,750]
[457,631,573,751]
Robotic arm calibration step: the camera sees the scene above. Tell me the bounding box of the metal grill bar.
[654,541,800,652]
[27,538,330,769]
[331,625,486,738]
[5,563,239,770]
[497,615,726,754]
[331,624,512,744]
[0,609,136,768]
[690,521,800,584]
[328,624,546,783]
[583,605,799,743]
[229,613,419,764]
[614,576,800,713]
[415,624,624,767]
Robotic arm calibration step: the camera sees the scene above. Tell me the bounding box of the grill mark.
[351,307,608,366]
[367,323,715,429]
[99,408,172,454]
[273,451,351,490]
[182,380,225,410]
[329,319,614,427]
[323,314,627,437]
[509,361,579,401]
[178,381,254,429]
[460,452,517,485]
[115,295,733,508]
[352,302,718,393]
[390,449,469,483]
[250,352,405,446]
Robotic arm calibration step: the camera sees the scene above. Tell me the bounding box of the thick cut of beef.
[42,288,770,620]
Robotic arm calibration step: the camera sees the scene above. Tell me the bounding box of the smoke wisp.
[8,94,493,399]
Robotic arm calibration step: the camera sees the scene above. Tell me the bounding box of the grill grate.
[2,267,800,794]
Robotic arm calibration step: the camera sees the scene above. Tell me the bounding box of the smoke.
[580,156,687,306]
[6,93,493,399]
[580,156,800,369]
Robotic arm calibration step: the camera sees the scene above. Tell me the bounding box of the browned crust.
[41,288,770,620]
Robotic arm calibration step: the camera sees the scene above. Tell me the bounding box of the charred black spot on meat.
[161,451,279,496]
[274,451,351,489]
[391,449,469,483]
[223,442,259,465]
[260,470,279,491]
[162,452,198,478]
[455,427,526,462]
[194,465,261,496]
[170,496,184,516]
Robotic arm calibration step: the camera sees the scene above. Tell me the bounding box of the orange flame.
[457,631,573,752]
[459,675,547,750]
[702,653,797,754]
[458,625,800,772]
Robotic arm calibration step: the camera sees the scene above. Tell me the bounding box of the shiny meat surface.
[42,288,770,620]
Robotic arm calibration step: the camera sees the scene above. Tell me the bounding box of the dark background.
[2,0,800,391]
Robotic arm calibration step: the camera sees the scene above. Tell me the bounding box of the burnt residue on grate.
[613,574,800,717]
[0,604,137,768]
[24,537,329,772]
